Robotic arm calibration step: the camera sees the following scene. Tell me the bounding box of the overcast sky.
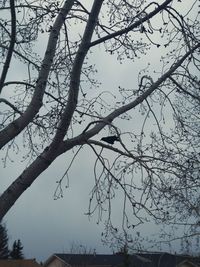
[0,45,161,262]
[1,50,149,262]
[0,0,198,263]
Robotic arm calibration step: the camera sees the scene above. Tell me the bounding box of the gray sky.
[0,0,199,263]
[1,147,109,261]
[0,47,158,262]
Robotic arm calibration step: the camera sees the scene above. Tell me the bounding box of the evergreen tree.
[10,239,24,259]
[0,221,10,259]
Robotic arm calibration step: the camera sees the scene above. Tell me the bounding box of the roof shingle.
[49,253,200,267]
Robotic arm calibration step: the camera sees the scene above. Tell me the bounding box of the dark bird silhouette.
[101,135,120,145]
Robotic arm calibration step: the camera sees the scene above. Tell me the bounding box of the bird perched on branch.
[101,135,120,145]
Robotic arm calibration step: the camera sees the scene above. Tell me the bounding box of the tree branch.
[81,43,200,140]
[89,0,173,47]
[0,0,16,94]
[0,0,75,149]
[169,76,200,102]
[47,0,104,153]
[0,98,22,115]
[0,44,40,71]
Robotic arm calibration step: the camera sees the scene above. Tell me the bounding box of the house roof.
[44,253,200,267]
[0,259,41,267]
[55,253,129,266]
[43,253,140,267]
[177,260,199,267]
[54,253,180,267]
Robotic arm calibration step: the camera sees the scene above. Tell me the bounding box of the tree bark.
[0,0,75,149]
[1,42,198,220]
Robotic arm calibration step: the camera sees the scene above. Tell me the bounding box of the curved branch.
[3,81,65,105]
[169,76,200,102]
[0,0,75,149]
[0,2,199,224]
[89,0,173,48]
[0,37,197,219]
[0,0,16,94]
[82,43,200,140]
[47,0,104,152]
[0,135,80,220]
[0,44,40,70]
[0,98,22,115]
[0,0,104,218]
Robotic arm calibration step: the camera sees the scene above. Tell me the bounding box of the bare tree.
[0,0,199,249]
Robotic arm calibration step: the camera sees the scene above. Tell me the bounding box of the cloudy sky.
[1,48,150,262]
[0,45,158,263]
[0,0,198,263]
